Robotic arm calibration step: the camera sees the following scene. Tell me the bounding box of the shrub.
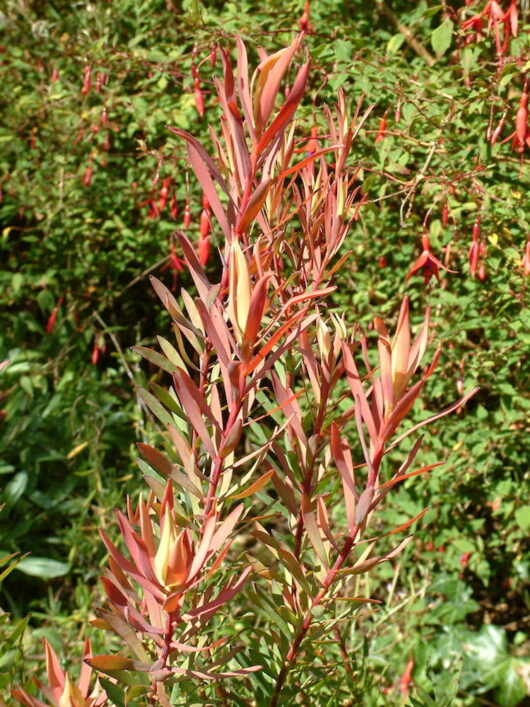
[14,34,479,706]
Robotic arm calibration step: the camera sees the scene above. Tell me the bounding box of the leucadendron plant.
[13,35,477,706]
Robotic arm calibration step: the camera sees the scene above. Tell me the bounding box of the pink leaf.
[228,469,274,500]
[254,37,302,135]
[182,566,252,621]
[330,423,357,532]
[209,503,244,552]
[254,60,310,157]
[43,639,65,700]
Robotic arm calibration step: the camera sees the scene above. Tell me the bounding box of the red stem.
[203,398,243,519]
[271,438,383,705]
[270,529,359,706]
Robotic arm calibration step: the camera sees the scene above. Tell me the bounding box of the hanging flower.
[406,233,456,285]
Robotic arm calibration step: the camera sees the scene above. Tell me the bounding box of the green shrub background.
[1,0,529,703]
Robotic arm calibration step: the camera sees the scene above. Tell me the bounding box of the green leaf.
[387,34,406,55]
[515,506,530,531]
[431,19,454,58]
[6,615,31,646]
[2,471,28,506]
[11,272,24,294]
[333,39,353,63]
[0,552,27,582]
[16,556,70,579]
[495,658,528,707]
[136,388,174,427]
[463,625,510,689]
[132,346,179,375]
[99,678,125,707]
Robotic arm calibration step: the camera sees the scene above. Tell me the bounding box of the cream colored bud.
[154,510,178,586]
[228,240,251,343]
[316,317,331,360]
[59,676,84,707]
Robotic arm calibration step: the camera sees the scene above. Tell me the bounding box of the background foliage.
[0,0,529,703]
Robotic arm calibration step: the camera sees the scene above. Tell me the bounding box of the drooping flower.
[406,233,456,285]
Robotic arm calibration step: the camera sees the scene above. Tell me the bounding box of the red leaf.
[242,275,270,357]
[378,463,443,490]
[182,566,252,621]
[330,423,357,532]
[254,60,310,157]
[138,443,173,477]
[253,37,302,136]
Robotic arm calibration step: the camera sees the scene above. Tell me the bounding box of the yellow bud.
[59,676,84,707]
[228,240,251,342]
[316,317,331,360]
[154,511,178,586]
[391,297,411,399]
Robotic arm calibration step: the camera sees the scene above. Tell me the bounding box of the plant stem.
[203,400,242,518]
[375,1,436,66]
[270,532,358,706]
[293,379,329,560]
[271,441,383,705]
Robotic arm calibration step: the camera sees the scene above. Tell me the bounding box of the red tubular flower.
[46,308,58,334]
[488,0,506,53]
[194,77,205,117]
[460,551,472,569]
[442,199,449,227]
[183,200,191,229]
[158,177,171,211]
[499,87,529,152]
[375,111,388,143]
[294,125,320,155]
[168,242,184,273]
[95,72,106,92]
[170,195,178,221]
[81,65,91,95]
[490,110,507,145]
[92,341,100,365]
[198,235,211,266]
[147,196,159,219]
[299,1,312,33]
[406,233,456,285]
[522,240,530,276]
[469,239,479,277]
[505,0,518,37]
[200,209,210,239]
[161,241,185,289]
[462,14,483,43]
[83,165,93,187]
[45,292,64,334]
[398,657,414,696]
[513,90,528,153]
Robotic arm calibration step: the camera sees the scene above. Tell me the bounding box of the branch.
[375,1,436,67]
